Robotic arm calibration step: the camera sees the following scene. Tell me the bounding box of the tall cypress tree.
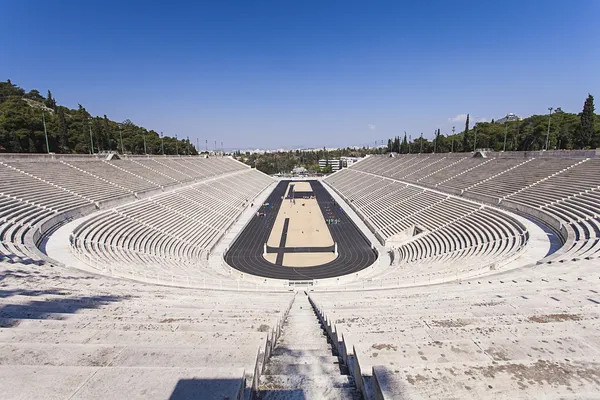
[463,114,470,152]
[45,90,56,109]
[401,132,408,154]
[393,136,400,153]
[578,94,595,148]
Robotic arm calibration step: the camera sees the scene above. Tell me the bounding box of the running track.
[224,180,377,280]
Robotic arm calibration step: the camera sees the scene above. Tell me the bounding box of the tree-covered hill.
[0,80,198,155]
[386,95,599,154]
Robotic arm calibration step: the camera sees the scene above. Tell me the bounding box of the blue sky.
[2,0,599,149]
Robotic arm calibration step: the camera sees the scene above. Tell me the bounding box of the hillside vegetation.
[386,95,599,154]
[0,80,197,155]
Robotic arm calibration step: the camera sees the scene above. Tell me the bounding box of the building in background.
[496,113,521,124]
[319,159,342,172]
[340,156,361,168]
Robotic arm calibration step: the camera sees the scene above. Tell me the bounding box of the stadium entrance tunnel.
[224,180,377,280]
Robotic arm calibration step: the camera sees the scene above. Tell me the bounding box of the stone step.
[264,354,344,366]
[257,386,361,400]
[263,359,349,376]
[257,375,360,399]
[270,347,336,358]
[0,317,277,333]
[0,328,267,346]
[271,343,332,353]
[0,343,259,370]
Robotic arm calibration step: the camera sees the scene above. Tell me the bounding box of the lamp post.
[451,126,455,152]
[420,133,423,153]
[503,116,508,152]
[119,123,125,154]
[175,134,179,155]
[161,132,164,155]
[88,117,94,154]
[42,111,50,153]
[473,126,477,152]
[143,131,147,155]
[545,107,554,151]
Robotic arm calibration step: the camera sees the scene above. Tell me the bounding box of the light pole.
[451,126,455,152]
[119,123,125,154]
[420,133,423,153]
[473,126,477,152]
[88,117,94,154]
[161,132,164,155]
[42,111,50,153]
[143,131,147,155]
[545,107,554,150]
[175,134,179,155]
[187,136,190,155]
[433,130,437,153]
[503,116,508,152]
[408,135,411,154]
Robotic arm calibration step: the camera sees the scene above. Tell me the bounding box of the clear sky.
[2,0,599,149]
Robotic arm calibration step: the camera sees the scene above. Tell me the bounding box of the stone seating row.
[3,160,133,204]
[0,195,53,264]
[71,170,272,278]
[0,260,294,399]
[398,208,526,265]
[326,167,529,282]
[309,258,600,398]
[0,156,250,264]
[347,155,600,261]
[0,164,89,211]
[468,158,579,199]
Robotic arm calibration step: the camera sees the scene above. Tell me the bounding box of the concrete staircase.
[257,293,361,399]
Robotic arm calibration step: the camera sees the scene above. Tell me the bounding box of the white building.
[496,113,521,124]
[340,156,361,168]
[318,159,342,172]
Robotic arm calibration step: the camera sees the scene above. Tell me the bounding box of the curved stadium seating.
[325,168,529,282]
[0,156,270,268]
[327,153,600,264]
[2,152,600,399]
[70,169,274,282]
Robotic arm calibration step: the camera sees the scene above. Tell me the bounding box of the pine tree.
[387,138,393,153]
[393,136,400,153]
[578,94,595,148]
[463,114,470,152]
[401,132,408,154]
[45,90,56,109]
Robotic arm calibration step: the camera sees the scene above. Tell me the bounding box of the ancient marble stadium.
[1,151,599,399]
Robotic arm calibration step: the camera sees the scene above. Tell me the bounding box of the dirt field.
[264,181,336,268]
[267,184,334,248]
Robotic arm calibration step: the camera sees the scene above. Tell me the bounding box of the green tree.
[45,90,56,109]
[393,136,400,153]
[57,107,69,152]
[401,132,408,154]
[577,94,595,148]
[462,113,470,152]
